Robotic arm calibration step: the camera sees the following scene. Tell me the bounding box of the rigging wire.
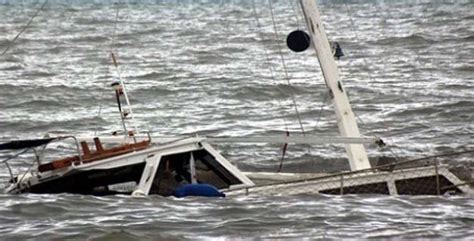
[341,5,379,131]
[53,4,108,136]
[370,3,403,161]
[344,3,436,160]
[251,0,293,172]
[94,2,122,136]
[267,0,306,135]
[288,0,301,29]
[108,2,140,136]
[372,3,437,160]
[414,3,469,146]
[343,3,376,85]
[314,91,328,128]
[339,3,404,161]
[294,0,330,133]
[250,0,289,132]
[110,2,121,53]
[94,1,132,135]
[0,0,49,57]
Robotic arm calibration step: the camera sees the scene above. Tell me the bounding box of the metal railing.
[233,149,474,196]
[1,136,82,182]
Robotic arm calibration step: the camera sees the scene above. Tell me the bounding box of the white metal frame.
[135,154,161,195]
[77,135,379,145]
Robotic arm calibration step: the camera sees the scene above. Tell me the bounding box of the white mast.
[300,0,371,171]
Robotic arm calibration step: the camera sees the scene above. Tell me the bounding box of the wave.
[374,34,435,46]
[222,84,306,100]
[0,63,24,71]
[436,100,474,109]
[0,192,472,239]
[0,84,106,108]
[454,65,474,72]
[72,35,111,43]
[130,28,164,36]
[22,70,57,78]
[3,99,73,109]
[130,71,172,80]
[388,100,474,120]
[462,35,474,41]
[131,85,176,96]
[0,39,11,49]
[0,115,108,134]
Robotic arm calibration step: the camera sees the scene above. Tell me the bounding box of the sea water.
[0,1,472,239]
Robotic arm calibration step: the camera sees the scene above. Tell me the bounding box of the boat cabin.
[4,136,254,196]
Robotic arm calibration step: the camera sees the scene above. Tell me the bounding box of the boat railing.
[1,135,82,185]
[2,134,154,184]
[235,150,474,196]
[47,134,154,171]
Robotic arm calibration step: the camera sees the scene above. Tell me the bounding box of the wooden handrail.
[38,139,150,173]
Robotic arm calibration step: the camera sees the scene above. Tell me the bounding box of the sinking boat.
[2,134,472,197]
[2,136,254,196]
[2,0,473,197]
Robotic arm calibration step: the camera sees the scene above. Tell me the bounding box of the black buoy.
[286,30,311,52]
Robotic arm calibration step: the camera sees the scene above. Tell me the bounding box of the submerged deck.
[229,156,474,196]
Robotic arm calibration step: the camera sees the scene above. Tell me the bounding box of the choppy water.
[0,1,473,239]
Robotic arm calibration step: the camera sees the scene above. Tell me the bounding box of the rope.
[288,0,301,29]
[343,3,386,144]
[341,4,406,161]
[110,2,121,52]
[343,3,376,85]
[369,3,436,160]
[267,0,306,135]
[251,0,294,171]
[250,0,289,132]
[109,3,140,136]
[315,91,328,128]
[348,3,460,162]
[0,0,49,57]
[294,0,329,136]
[94,2,122,136]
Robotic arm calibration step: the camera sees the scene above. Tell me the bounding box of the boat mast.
[300,0,371,171]
[109,52,140,138]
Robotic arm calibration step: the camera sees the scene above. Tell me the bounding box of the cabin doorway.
[148,150,242,196]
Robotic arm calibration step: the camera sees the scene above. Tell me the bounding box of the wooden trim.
[38,140,150,173]
[80,141,91,156]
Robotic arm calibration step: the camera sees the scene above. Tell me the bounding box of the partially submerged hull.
[6,137,254,196]
[4,0,471,199]
[231,166,471,196]
[24,163,145,195]
[5,137,473,197]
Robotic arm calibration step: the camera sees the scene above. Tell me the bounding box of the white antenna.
[111,52,140,137]
[300,0,371,171]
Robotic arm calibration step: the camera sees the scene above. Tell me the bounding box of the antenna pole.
[111,53,140,136]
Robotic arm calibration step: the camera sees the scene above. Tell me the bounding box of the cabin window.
[30,162,146,195]
[319,182,389,195]
[395,175,461,195]
[148,150,242,196]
